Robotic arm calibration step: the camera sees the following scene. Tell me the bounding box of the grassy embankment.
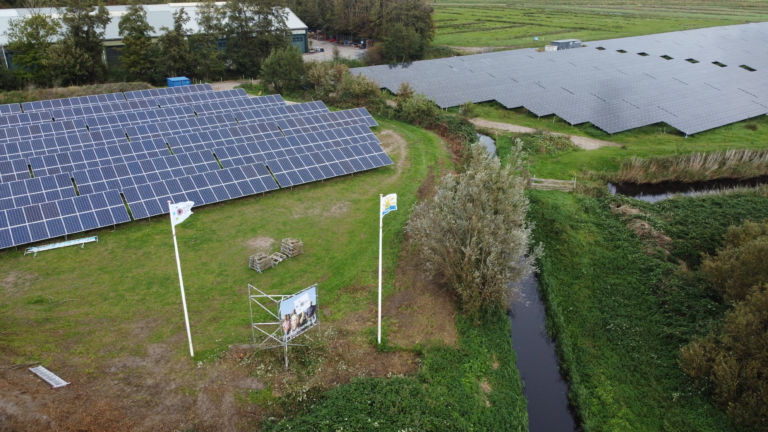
[0,83,153,105]
[528,189,768,431]
[432,1,768,49]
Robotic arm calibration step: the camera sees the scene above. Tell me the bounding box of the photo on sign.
[279,286,318,342]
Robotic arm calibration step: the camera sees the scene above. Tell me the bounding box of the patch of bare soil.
[328,201,350,216]
[245,235,275,253]
[470,118,621,150]
[385,235,458,348]
[610,204,644,216]
[627,219,672,254]
[376,129,408,182]
[0,271,39,296]
[290,200,350,219]
[0,336,265,432]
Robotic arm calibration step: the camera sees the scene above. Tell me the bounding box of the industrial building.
[0,3,309,69]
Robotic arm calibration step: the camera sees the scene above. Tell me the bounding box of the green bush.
[260,46,305,95]
[396,93,441,127]
[680,284,768,431]
[406,143,540,314]
[700,220,768,303]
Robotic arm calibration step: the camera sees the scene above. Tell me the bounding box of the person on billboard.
[290,309,300,334]
[282,315,291,341]
[306,301,317,324]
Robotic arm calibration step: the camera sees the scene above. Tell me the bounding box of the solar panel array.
[354,22,768,136]
[0,84,391,249]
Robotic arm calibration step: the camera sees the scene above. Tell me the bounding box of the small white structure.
[544,45,557,52]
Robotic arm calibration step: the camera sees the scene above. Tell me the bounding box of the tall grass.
[611,149,768,184]
[528,191,768,431]
[0,82,153,105]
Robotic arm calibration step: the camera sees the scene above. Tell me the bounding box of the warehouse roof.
[0,3,307,46]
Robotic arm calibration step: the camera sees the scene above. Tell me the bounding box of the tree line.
[2,0,292,90]
[288,0,434,63]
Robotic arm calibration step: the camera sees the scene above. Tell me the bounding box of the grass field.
[432,1,768,48]
[528,189,768,431]
[0,119,442,363]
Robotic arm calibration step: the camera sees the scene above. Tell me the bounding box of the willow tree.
[406,141,541,313]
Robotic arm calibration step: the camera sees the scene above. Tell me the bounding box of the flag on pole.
[170,201,194,226]
[168,200,195,357]
[381,194,397,217]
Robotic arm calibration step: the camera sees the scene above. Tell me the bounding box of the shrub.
[457,101,477,121]
[260,46,305,95]
[396,93,440,127]
[700,220,768,303]
[680,284,768,431]
[406,142,541,313]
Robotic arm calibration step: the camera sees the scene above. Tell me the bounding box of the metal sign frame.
[248,283,318,369]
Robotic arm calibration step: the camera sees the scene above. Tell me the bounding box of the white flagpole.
[170,201,194,357]
[378,194,383,344]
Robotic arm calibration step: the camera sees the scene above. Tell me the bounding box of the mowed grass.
[0,119,449,366]
[476,103,768,180]
[432,1,768,48]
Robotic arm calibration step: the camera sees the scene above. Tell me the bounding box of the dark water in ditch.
[510,274,579,432]
[477,133,497,156]
[608,175,768,202]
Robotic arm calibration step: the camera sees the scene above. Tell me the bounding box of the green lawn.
[433,1,768,48]
[527,190,768,431]
[0,119,446,365]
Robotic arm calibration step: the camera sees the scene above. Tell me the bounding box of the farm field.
[527,188,768,431]
[433,1,768,48]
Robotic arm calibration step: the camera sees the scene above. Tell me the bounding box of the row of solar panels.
[0,104,372,165]
[1,109,378,192]
[0,123,386,211]
[0,89,255,128]
[0,98,325,150]
[0,110,390,249]
[0,84,215,116]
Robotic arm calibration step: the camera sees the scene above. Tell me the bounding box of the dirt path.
[210,81,246,91]
[470,118,621,150]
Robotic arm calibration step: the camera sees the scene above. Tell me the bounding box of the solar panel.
[353,22,768,136]
[0,85,390,248]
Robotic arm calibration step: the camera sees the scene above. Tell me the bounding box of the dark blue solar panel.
[11,225,31,245]
[0,228,12,248]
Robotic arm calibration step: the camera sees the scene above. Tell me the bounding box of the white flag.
[169,201,194,226]
[381,193,397,217]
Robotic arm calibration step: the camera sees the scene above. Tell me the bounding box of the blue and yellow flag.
[381,194,397,217]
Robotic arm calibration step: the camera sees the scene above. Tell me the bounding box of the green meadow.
[433,1,768,48]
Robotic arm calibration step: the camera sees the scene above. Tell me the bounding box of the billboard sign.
[278,285,318,342]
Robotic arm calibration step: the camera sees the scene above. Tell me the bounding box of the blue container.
[167,76,191,87]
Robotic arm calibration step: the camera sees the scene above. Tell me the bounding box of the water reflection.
[510,274,578,432]
[477,133,497,156]
[608,176,768,202]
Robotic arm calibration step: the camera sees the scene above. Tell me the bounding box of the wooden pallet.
[528,177,576,192]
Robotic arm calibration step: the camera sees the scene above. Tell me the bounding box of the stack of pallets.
[281,238,304,258]
[249,253,274,274]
